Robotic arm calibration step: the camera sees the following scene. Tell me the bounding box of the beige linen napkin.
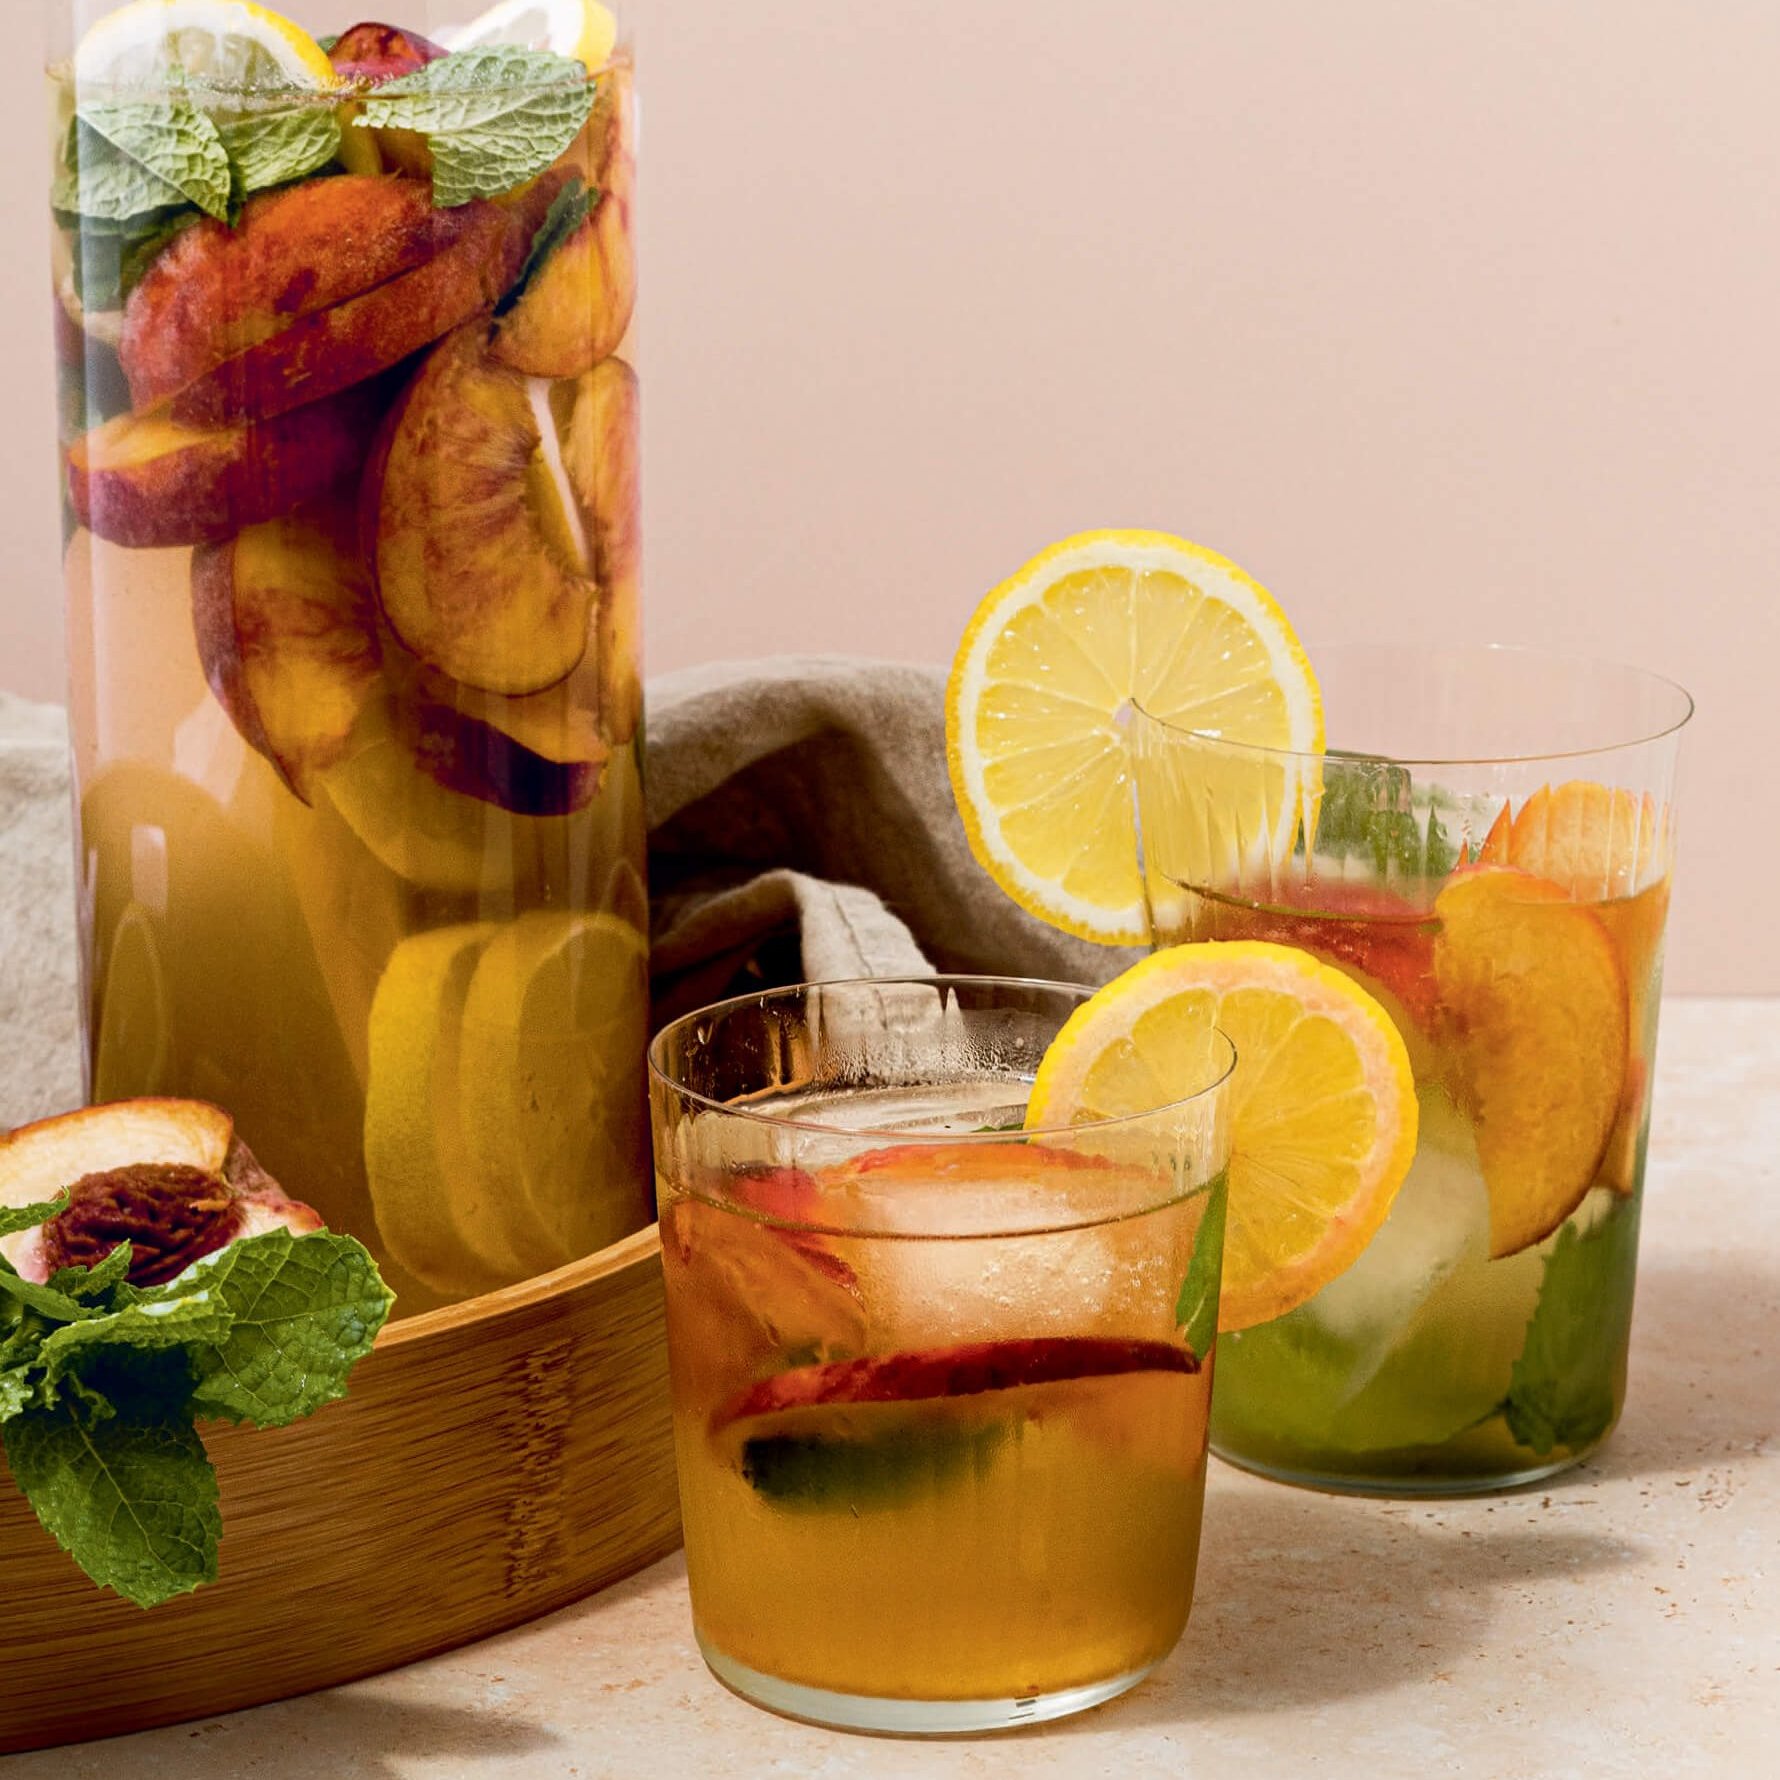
[0,657,1135,1126]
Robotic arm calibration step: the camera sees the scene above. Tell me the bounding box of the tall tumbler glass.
[46,1,647,1310]
[1132,643,1690,1493]
[650,976,1234,1734]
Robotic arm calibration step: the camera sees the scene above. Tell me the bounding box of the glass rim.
[647,973,1238,1142]
[1133,638,1694,771]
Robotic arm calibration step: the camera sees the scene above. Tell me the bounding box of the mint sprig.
[1310,756,1459,880]
[1502,1199,1641,1456]
[54,100,233,223]
[357,46,594,207]
[1175,1173,1228,1361]
[0,1202,392,1607]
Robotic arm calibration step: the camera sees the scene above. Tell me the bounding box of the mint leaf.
[0,1198,64,1240]
[498,173,595,314]
[1175,1173,1228,1360]
[182,1231,393,1428]
[38,1292,234,1394]
[1504,1199,1642,1456]
[217,107,342,198]
[0,1273,96,1324]
[55,101,232,223]
[0,1370,37,1419]
[2,1395,220,1608]
[1310,755,1458,879]
[48,1241,136,1308]
[358,47,594,206]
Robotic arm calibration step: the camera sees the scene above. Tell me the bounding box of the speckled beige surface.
[19,998,1778,1780]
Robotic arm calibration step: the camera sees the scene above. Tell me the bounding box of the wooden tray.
[0,1226,682,1755]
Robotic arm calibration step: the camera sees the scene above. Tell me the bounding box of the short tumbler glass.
[1132,642,1691,1494]
[649,976,1234,1734]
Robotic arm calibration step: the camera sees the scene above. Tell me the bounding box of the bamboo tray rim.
[374,1221,663,1352]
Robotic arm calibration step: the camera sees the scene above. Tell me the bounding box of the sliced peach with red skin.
[191,510,382,801]
[328,21,448,180]
[493,66,637,378]
[407,696,608,816]
[1509,780,1665,900]
[0,1099,322,1288]
[711,1337,1200,1434]
[1432,865,1629,1256]
[564,357,643,740]
[365,324,597,694]
[67,387,377,550]
[120,177,530,427]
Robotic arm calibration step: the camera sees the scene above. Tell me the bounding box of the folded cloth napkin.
[0,657,1135,1127]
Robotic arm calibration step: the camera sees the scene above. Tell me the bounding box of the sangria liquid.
[658,1080,1218,1720]
[1180,870,1669,1490]
[51,30,647,1310]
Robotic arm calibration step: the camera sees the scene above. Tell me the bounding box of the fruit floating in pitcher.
[52,2,649,1309]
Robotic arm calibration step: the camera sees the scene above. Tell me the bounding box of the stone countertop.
[20,998,1780,1780]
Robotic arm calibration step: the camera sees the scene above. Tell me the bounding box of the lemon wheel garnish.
[1027,940,1419,1331]
[74,0,339,89]
[444,0,619,71]
[946,530,1323,945]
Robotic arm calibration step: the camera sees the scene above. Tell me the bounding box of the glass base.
[697,1635,1156,1735]
[1212,1440,1592,1498]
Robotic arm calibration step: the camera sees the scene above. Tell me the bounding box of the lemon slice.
[458,910,652,1263]
[946,530,1323,945]
[1027,940,1419,1330]
[74,0,339,89]
[444,0,619,71]
[365,922,553,1298]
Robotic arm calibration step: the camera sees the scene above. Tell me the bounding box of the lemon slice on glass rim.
[1027,940,1420,1332]
[443,0,620,71]
[946,529,1323,946]
[73,0,340,89]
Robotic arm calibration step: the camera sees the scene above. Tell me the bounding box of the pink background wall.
[6,1,1775,991]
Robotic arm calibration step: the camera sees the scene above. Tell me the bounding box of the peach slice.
[120,177,528,427]
[1508,780,1666,900]
[329,21,448,181]
[564,357,642,741]
[1432,866,1629,1256]
[408,695,608,817]
[492,68,637,379]
[0,1099,321,1288]
[365,325,597,694]
[190,511,382,801]
[67,390,376,550]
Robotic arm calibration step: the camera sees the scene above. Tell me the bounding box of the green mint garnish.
[1175,1172,1227,1360]
[1310,755,1460,880]
[0,1197,393,1607]
[498,172,596,314]
[1,1199,68,1240]
[356,46,594,207]
[54,100,233,223]
[1502,1197,1641,1457]
[217,107,343,200]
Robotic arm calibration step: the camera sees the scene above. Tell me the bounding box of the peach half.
[191,511,382,802]
[0,1099,322,1289]
[121,177,528,427]
[67,387,376,549]
[364,324,599,695]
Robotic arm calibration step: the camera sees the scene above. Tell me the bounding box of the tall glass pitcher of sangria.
[47,0,647,1310]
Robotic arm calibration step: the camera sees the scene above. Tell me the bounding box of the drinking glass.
[650,976,1234,1733]
[1132,642,1690,1493]
[46,1,645,1311]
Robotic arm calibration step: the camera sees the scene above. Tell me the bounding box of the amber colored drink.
[651,982,1232,1734]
